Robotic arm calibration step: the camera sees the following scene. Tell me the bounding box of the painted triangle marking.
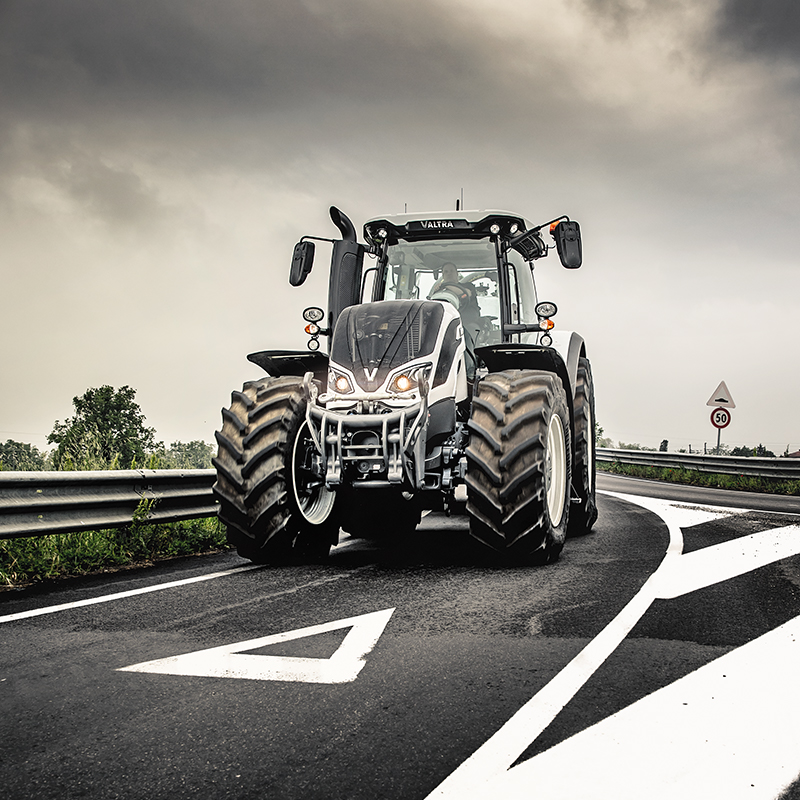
[118,607,395,684]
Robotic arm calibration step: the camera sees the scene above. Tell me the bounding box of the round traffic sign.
[710,407,731,429]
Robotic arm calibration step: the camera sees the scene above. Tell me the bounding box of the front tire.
[465,370,571,564]
[567,357,598,536]
[212,376,339,563]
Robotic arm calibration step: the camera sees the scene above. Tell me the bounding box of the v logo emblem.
[364,367,378,381]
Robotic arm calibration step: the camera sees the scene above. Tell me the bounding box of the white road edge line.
[0,564,261,624]
[426,489,685,799]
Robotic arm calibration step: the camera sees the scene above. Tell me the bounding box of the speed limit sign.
[710,407,731,429]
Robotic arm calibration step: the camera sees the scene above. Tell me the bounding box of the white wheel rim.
[292,422,335,524]
[545,413,567,527]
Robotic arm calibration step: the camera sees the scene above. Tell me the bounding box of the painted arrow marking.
[118,607,395,684]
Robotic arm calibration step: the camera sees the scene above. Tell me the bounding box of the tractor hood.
[329,300,445,393]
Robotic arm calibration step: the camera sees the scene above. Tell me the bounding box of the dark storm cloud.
[0,0,510,120]
[716,0,800,60]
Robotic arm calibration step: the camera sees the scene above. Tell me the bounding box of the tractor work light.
[304,323,320,336]
[303,306,325,323]
[539,319,555,331]
[490,223,501,234]
[535,301,558,318]
[307,337,320,351]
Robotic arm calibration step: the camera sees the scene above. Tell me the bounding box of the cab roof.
[363,209,534,246]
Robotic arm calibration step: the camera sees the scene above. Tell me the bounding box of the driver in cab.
[428,261,482,379]
[428,262,477,307]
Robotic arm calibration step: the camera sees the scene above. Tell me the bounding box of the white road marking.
[600,490,750,528]
[118,607,395,683]
[655,524,800,599]
[0,565,261,624]
[427,491,800,799]
[425,492,685,799]
[487,613,800,800]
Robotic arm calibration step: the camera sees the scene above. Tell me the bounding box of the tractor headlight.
[388,365,431,395]
[391,373,416,393]
[329,369,354,395]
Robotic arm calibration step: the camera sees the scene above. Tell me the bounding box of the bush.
[0,516,229,587]
[598,461,800,496]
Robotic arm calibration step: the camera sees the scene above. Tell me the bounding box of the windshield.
[377,238,503,346]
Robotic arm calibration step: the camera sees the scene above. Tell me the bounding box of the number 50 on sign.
[711,408,731,429]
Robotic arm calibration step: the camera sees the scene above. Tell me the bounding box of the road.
[1,474,799,799]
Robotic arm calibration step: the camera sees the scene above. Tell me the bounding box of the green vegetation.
[598,460,800,496]
[0,440,47,471]
[151,440,215,470]
[0,515,229,587]
[48,385,160,470]
[1,385,224,587]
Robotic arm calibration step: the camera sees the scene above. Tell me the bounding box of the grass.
[598,460,800,496]
[0,515,230,588]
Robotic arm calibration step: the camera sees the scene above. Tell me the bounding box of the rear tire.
[466,370,571,564]
[567,357,598,537]
[212,376,339,563]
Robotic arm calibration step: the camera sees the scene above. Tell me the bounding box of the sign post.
[707,382,735,453]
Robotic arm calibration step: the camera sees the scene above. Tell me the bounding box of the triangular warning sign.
[706,381,735,408]
[118,608,395,684]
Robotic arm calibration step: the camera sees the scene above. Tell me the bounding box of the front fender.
[475,330,586,403]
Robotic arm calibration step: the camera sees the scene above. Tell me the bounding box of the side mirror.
[554,221,582,269]
[289,240,315,286]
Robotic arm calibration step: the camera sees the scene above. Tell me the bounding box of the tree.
[48,386,161,470]
[155,440,214,469]
[594,422,613,448]
[730,444,777,458]
[0,440,47,471]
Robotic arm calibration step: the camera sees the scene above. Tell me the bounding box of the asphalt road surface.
[2,474,799,799]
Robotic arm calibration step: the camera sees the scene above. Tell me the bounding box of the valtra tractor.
[212,205,597,564]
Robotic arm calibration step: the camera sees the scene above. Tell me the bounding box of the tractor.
[212,206,597,564]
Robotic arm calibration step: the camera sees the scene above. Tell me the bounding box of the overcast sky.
[1,0,798,455]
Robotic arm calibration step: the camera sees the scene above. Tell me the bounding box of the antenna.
[461,187,464,210]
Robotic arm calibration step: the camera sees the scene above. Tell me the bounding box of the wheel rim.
[545,412,567,527]
[292,421,335,524]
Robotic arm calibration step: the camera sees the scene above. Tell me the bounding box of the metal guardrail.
[2,451,799,541]
[0,469,217,540]
[597,448,800,480]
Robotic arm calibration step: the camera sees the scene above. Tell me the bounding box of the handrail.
[596,448,800,480]
[0,469,217,540]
